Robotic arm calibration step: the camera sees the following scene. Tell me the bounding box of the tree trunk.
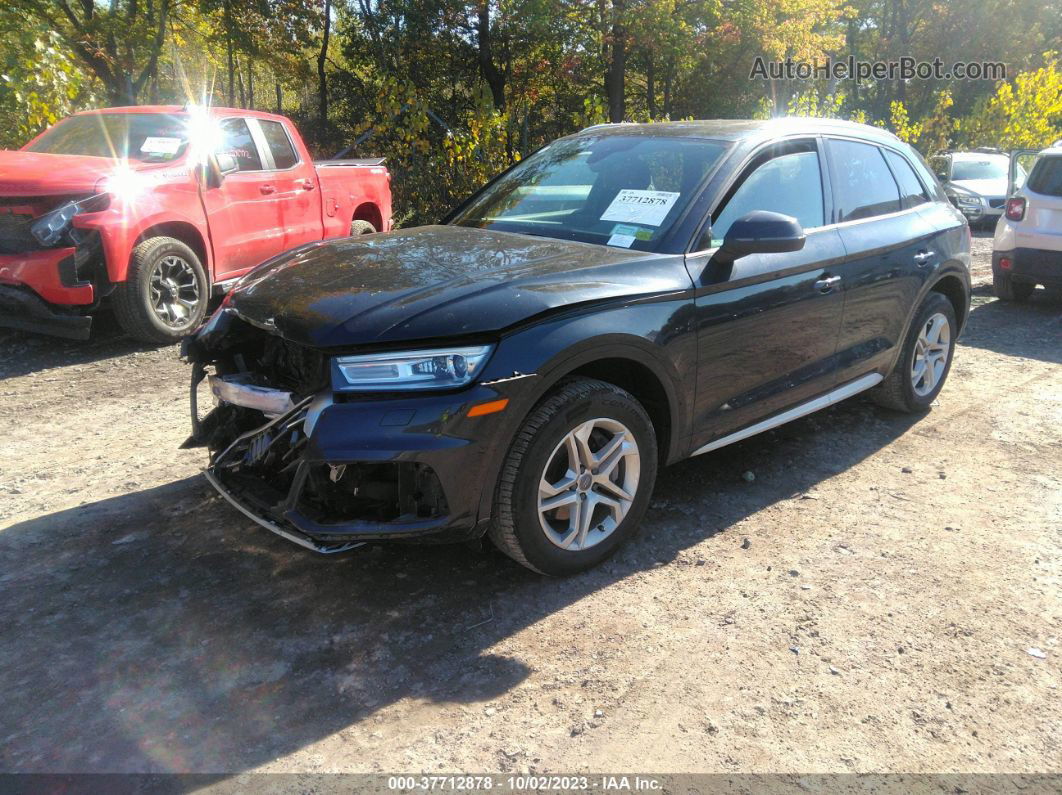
[246,60,254,109]
[646,49,656,118]
[275,81,282,114]
[224,0,235,106]
[236,57,246,108]
[604,0,627,123]
[318,0,331,124]
[476,1,506,109]
[662,57,673,118]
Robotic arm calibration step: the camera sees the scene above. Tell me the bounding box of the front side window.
[216,118,262,171]
[711,146,824,244]
[259,120,299,169]
[450,135,729,250]
[25,113,189,162]
[828,139,901,222]
[883,149,929,209]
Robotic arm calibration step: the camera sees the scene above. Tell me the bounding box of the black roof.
[572,118,905,148]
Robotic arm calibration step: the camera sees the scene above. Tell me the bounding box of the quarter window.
[883,149,929,209]
[711,147,825,244]
[259,120,299,170]
[216,118,262,171]
[828,139,901,222]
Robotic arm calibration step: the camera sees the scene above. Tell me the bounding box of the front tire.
[489,378,658,576]
[993,272,1035,302]
[113,236,208,344]
[871,292,957,413]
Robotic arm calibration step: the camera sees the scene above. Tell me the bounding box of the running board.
[690,373,884,458]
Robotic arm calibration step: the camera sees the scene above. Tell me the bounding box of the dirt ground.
[1,231,1059,775]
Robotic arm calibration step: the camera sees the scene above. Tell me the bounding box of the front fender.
[72,203,210,284]
[471,295,698,521]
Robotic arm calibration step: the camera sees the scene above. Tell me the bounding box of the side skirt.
[690,372,884,458]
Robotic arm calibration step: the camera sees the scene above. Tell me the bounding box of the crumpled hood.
[0,150,167,196]
[950,177,1007,198]
[228,225,687,348]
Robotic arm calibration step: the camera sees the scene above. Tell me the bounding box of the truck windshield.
[25,113,190,162]
[451,135,728,250]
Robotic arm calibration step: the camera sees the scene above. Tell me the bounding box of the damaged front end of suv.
[180,264,518,553]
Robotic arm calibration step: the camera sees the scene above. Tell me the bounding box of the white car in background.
[992,143,1062,301]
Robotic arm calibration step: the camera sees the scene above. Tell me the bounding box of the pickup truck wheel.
[113,236,208,344]
[871,292,956,413]
[488,378,658,576]
[350,219,376,236]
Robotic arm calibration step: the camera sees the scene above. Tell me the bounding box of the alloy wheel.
[537,418,641,551]
[910,311,951,397]
[149,255,201,328]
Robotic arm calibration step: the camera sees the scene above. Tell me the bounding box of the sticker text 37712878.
[600,189,680,227]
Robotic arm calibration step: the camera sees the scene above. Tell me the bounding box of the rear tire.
[489,378,658,576]
[871,292,957,413]
[993,272,1035,302]
[350,219,377,236]
[113,236,208,345]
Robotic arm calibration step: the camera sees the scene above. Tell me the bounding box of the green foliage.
[959,54,1062,150]
[0,26,96,148]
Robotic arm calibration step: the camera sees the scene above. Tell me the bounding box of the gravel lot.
[1,231,1059,774]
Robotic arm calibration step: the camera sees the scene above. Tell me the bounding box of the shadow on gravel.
[0,397,920,776]
[960,285,1062,364]
[0,314,174,380]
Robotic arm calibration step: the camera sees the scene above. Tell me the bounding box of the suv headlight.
[331,345,493,392]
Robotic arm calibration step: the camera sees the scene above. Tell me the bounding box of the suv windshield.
[951,157,1007,181]
[451,135,728,250]
[25,113,190,162]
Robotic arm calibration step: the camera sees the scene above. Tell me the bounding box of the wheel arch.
[133,222,211,285]
[928,272,969,333]
[351,202,383,232]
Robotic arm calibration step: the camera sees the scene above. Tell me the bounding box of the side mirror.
[716,210,806,263]
[202,152,239,189]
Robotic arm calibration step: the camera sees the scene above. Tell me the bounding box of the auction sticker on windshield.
[601,189,680,226]
[140,136,183,155]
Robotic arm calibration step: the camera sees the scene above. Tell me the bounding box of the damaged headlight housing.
[331,345,493,392]
[29,193,111,247]
[30,201,80,247]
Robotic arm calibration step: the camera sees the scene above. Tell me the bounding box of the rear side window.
[259,120,299,170]
[1027,156,1062,197]
[828,139,901,222]
[712,146,825,243]
[883,149,929,209]
[217,118,262,171]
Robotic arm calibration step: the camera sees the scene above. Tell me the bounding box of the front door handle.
[814,275,842,292]
[913,250,934,266]
[260,184,276,195]
[301,179,316,191]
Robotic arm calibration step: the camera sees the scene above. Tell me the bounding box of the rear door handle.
[913,250,934,266]
[260,184,276,194]
[814,275,842,292]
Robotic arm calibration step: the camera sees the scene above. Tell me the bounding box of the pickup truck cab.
[0,105,392,343]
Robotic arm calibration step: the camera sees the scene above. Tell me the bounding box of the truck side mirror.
[216,152,239,175]
[201,152,239,189]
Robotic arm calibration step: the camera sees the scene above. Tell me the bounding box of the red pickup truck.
[0,105,392,343]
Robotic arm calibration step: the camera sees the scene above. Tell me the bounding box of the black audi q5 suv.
[183,118,971,575]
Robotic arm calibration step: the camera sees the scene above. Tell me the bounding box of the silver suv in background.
[932,150,1023,227]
